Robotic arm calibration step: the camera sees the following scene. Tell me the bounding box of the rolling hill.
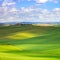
[0,25,60,60]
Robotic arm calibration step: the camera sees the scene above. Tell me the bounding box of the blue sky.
[0,0,60,22]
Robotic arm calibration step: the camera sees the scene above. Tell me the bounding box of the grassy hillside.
[0,25,60,60]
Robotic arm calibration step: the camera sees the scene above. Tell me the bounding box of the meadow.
[0,25,60,60]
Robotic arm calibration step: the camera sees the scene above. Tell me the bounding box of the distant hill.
[0,22,60,26]
[21,22,60,24]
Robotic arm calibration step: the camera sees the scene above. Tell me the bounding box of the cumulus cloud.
[2,0,16,6]
[34,0,48,3]
[34,0,59,4]
[49,0,59,3]
[53,8,60,11]
[0,0,60,23]
[0,6,60,23]
[10,8,18,12]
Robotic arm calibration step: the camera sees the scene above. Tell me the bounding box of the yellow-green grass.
[0,44,60,60]
[0,52,60,60]
[0,25,60,60]
[7,32,39,39]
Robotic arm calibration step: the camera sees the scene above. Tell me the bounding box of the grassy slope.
[0,25,60,60]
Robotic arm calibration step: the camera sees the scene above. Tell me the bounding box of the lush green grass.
[0,25,60,60]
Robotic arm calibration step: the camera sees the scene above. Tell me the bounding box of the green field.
[0,25,60,60]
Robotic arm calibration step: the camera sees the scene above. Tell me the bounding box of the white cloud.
[0,6,60,22]
[53,8,60,11]
[10,8,18,12]
[49,0,59,3]
[19,7,60,22]
[20,7,35,13]
[0,0,60,23]
[34,0,59,4]
[34,0,48,3]
[2,0,16,6]
[0,19,6,23]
